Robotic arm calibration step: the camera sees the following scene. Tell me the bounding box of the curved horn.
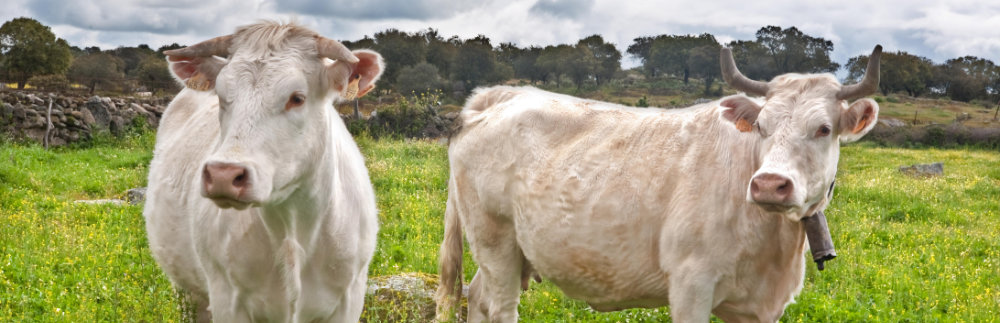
[837,45,882,101]
[163,35,233,58]
[720,47,769,97]
[316,36,359,64]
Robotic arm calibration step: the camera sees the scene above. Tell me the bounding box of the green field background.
[1,131,998,322]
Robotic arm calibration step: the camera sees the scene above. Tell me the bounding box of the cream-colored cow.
[144,22,382,322]
[436,46,882,322]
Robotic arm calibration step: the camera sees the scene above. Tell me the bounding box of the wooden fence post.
[44,95,53,149]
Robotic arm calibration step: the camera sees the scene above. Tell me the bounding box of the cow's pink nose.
[202,162,250,200]
[750,173,793,205]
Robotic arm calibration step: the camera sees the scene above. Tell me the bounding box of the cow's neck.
[699,107,806,259]
[256,111,341,254]
[253,109,343,315]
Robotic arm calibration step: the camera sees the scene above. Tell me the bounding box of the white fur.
[144,22,379,322]
[436,81,878,322]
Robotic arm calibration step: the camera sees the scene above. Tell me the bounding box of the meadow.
[1,129,998,322]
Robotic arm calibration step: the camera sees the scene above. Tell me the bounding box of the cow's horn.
[837,45,882,101]
[316,36,359,64]
[720,47,769,97]
[163,35,233,58]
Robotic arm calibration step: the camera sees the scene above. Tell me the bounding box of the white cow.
[144,22,383,322]
[436,46,882,322]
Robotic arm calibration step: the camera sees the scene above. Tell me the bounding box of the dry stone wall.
[0,91,170,146]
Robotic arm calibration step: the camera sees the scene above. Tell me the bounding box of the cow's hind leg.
[463,211,523,323]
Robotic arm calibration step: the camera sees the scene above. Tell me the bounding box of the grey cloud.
[274,0,491,20]
[529,0,594,19]
[26,0,246,35]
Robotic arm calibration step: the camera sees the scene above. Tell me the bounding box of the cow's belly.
[514,208,671,306]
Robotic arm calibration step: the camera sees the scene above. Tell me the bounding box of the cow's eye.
[285,93,306,110]
[816,124,832,138]
[755,121,769,137]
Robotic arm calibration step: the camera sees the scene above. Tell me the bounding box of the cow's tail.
[449,86,522,143]
[434,177,464,322]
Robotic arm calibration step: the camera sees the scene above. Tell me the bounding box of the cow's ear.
[839,98,879,143]
[720,96,763,132]
[165,55,228,91]
[327,50,384,100]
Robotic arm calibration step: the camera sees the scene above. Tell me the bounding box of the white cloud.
[1,0,997,67]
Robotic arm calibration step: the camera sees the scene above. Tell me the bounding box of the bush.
[636,95,649,107]
[348,90,451,139]
[395,63,444,96]
[27,74,69,91]
[863,123,1000,149]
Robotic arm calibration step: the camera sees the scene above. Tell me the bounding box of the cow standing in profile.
[144,22,383,322]
[436,46,882,322]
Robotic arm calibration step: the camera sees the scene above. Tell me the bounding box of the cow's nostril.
[233,172,247,188]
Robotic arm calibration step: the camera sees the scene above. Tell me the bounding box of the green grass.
[2,131,998,322]
[0,130,182,321]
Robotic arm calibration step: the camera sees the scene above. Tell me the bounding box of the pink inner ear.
[170,58,199,80]
[852,104,875,133]
[351,52,381,92]
[719,97,761,132]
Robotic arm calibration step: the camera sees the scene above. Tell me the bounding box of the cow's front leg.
[327,273,367,323]
[205,282,252,322]
[668,271,716,323]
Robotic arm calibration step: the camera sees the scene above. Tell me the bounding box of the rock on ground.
[899,162,944,177]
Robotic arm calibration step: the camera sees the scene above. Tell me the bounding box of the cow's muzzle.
[749,173,796,211]
[202,161,255,209]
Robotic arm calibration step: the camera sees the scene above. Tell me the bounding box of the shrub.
[862,123,1000,149]
[348,90,450,139]
[395,63,444,96]
[636,95,649,107]
[27,74,69,91]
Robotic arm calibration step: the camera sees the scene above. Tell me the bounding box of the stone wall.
[0,91,170,146]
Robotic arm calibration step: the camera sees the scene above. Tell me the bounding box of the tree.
[845,51,934,96]
[687,44,722,95]
[452,35,508,91]
[727,40,774,80]
[565,44,596,88]
[512,46,544,84]
[628,35,668,77]
[112,45,156,77]
[0,17,73,89]
[577,35,621,85]
[645,34,718,84]
[395,62,444,96]
[536,44,575,85]
[157,43,184,54]
[373,29,428,88]
[423,30,457,78]
[754,26,839,77]
[67,52,125,94]
[933,56,998,102]
[136,54,176,93]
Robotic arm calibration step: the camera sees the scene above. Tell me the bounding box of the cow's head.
[719,45,881,220]
[164,22,383,209]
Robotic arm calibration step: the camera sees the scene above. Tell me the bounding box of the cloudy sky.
[3,0,999,70]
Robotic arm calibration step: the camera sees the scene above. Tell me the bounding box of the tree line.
[2,17,998,103]
[0,18,181,94]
